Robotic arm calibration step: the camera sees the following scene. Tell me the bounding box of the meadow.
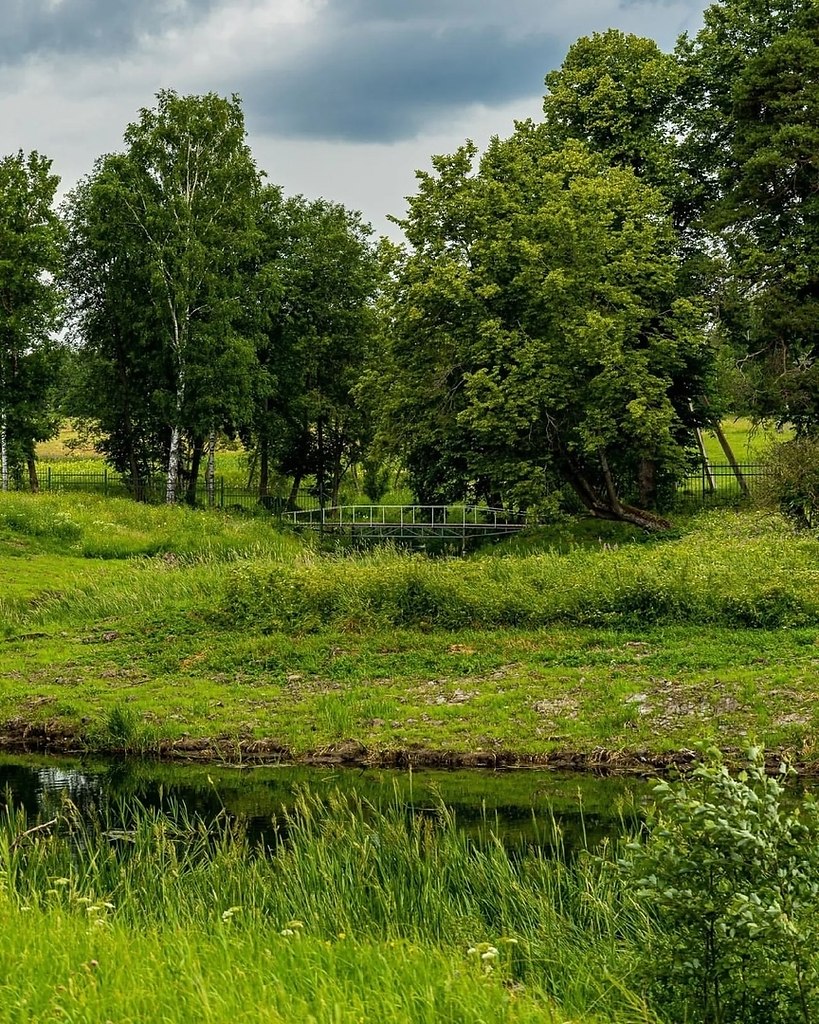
[1,490,818,765]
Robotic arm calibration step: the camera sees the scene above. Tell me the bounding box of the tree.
[250,195,380,507]
[65,91,263,502]
[543,30,682,197]
[376,130,710,529]
[678,0,819,432]
[0,151,64,492]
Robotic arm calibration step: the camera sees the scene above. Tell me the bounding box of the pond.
[0,755,653,851]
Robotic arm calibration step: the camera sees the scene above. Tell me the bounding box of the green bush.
[623,750,819,1024]
[760,437,819,531]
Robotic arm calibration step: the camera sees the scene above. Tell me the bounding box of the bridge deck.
[282,505,528,543]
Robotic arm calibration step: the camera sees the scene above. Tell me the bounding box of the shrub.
[622,750,819,1024]
[760,437,819,531]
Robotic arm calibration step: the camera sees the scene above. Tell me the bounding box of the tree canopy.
[376,130,710,528]
[0,150,64,492]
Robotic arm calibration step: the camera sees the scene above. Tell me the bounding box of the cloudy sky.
[2,0,708,236]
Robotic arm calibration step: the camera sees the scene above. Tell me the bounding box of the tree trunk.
[259,434,269,500]
[712,420,749,496]
[564,460,671,532]
[288,472,303,510]
[637,458,658,508]
[186,436,204,506]
[205,431,216,507]
[166,423,181,504]
[0,406,7,493]
[27,453,39,493]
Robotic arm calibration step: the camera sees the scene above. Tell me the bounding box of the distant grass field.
[700,417,791,463]
[0,491,817,765]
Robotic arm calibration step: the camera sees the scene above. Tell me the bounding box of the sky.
[1,0,709,237]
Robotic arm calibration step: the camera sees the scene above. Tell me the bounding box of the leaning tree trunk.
[712,420,749,496]
[564,452,671,533]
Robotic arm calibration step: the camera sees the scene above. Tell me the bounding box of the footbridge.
[281,505,529,546]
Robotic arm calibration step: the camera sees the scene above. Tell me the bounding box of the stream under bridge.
[281,505,530,548]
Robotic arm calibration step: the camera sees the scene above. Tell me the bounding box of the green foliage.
[375,128,710,528]
[0,150,64,488]
[64,91,263,501]
[624,750,819,1023]
[543,29,682,193]
[224,512,819,631]
[759,438,819,531]
[251,193,381,504]
[678,0,819,429]
[0,792,653,1023]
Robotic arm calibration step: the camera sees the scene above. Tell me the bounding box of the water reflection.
[0,755,652,851]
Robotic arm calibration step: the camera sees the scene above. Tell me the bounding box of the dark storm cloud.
[0,0,221,64]
[238,0,706,142]
[243,21,561,142]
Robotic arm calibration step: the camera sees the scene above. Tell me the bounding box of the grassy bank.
[0,791,654,1024]
[1,493,818,764]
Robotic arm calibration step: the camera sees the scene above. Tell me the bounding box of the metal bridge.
[281,505,529,546]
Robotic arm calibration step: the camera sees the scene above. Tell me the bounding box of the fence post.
[103,468,108,497]
[220,477,225,508]
[47,466,52,492]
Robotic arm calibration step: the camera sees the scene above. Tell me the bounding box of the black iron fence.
[7,461,772,511]
[677,461,771,502]
[9,466,321,514]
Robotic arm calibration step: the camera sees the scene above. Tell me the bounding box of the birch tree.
[71,91,262,502]
[0,151,63,491]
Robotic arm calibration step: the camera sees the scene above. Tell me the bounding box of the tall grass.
[0,791,657,1023]
[224,511,819,631]
[0,492,306,561]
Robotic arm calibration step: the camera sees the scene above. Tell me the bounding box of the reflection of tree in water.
[0,758,646,853]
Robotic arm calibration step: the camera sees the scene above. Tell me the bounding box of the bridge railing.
[282,505,528,529]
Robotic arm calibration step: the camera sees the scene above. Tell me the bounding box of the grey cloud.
[0,0,222,64]
[242,22,561,142]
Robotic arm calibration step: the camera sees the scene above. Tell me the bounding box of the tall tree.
[376,131,710,529]
[250,195,380,507]
[678,0,819,431]
[0,151,64,491]
[65,91,263,501]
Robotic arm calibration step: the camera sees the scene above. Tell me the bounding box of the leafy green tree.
[543,30,682,197]
[678,0,819,431]
[0,151,64,492]
[65,91,263,502]
[376,130,709,529]
[251,195,380,507]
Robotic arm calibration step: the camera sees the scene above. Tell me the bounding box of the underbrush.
[225,511,819,631]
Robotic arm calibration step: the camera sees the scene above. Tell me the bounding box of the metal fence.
[677,461,771,502]
[8,461,771,511]
[9,467,322,514]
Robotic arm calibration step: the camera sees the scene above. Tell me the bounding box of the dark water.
[0,755,652,851]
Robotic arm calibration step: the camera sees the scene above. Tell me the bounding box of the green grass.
[0,792,658,1023]
[0,492,818,762]
[701,416,791,464]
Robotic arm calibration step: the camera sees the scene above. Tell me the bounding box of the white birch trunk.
[206,430,216,506]
[0,406,8,493]
[166,420,181,504]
